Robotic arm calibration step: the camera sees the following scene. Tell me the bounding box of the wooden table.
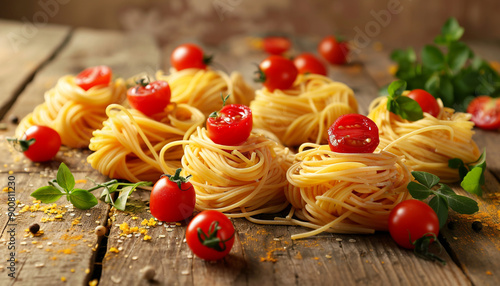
[0,19,499,286]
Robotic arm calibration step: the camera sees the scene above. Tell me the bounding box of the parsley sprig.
[390,17,500,111]
[386,79,423,121]
[31,163,151,210]
[407,171,479,228]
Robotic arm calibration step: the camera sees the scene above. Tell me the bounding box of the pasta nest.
[285,144,412,238]
[250,73,358,147]
[87,103,204,182]
[368,96,480,183]
[16,75,127,148]
[156,68,254,117]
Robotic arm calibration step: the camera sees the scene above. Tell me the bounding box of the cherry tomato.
[75,65,112,91]
[318,36,349,65]
[388,200,440,249]
[171,43,211,71]
[256,55,298,91]
[207,101,253,146]
[186,210,235,260]
[10,125,61,162]
[127,79,171,117]
[149,169,195,222]
[327,114,379,153]
[263,36,291,55]
[407,89,440,117]
[467,96,500,130]
[293,53,328,76]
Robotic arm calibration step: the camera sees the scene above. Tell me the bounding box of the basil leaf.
[408,181,432,200]
[388,80,407,98]
[31,186,64,203]
[439,76,455,107]
[447,194,479,214]
[68,189,98,210]
[422,45,445,71]
[436,183,456,196]
[448,42,470,73]
[461,167,484,196]
[440,17,464,43]
[424,73,440,96]
[395,96,423,121]
[412,171,440,189]
[390,48,416,64]
[56,162,75,191]
[429,195,449,228]
[448,158,464,169]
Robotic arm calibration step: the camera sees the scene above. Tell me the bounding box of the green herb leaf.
[113,186,134,211]
[447,194,479,214]
[412,233,446,265]
[448,158,464,169]
[412,171,440,189]
[390,48,416,64]
[68,189,98,210]
[448,42,470,73]
[31,186,65,203]
[56,162,75,191]
[461,167,484,196]
[422,45,445,71]
[395,96,424,121]
[408,181,432,200]
[438,17,464,44]
[388,80,407,98]
[429,195,449,228]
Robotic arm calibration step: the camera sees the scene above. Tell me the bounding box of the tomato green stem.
[197,221,234,252]
[6,137,36,152]
[253,64,266,83]
[163,168,192,191]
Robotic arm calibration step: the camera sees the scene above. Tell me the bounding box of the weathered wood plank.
[0,19,71,120]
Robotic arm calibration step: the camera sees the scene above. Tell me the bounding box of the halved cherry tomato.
[318,36,349,65]
[327,114,379,153]
[293,53,328,76]
[171,43,211,71]
[256,55,298,91]
[207,96,252,145]
[263,36,291,55]
[150,168,195,222]
[186,210,235,260]
[127,79,171,117]
[407,89,440,117]
[388,200,440,249]
[75,65,112,91]
[8,125,61,162]
[467,96,500,130]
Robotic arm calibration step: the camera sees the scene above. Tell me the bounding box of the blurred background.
[1,0,499,49]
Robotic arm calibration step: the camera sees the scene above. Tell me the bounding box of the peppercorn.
[447,220,457,230]
[9,115,19,125]
[29,223,40,234]
[472,221,483,232]
[95,225,107,236]
[140,265,155,280]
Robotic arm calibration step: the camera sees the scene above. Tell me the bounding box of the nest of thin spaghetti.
[284,144,412,238]
[250,73,358,148]
[87,103,204,182]
[16,75,126,148]
[156,68,254,117]
[368,96,480,183]
[160,127,294,218]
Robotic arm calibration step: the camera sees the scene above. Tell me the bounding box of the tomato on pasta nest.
[75,65,112,91]
[327,114,379,153]
[127,78,171,117]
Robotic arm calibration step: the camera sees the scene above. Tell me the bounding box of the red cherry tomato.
[75,65,112,91]
[149,169,195,222]
[186,210,235,260]
[318,36,349,65]
[256,55,298,91]
[12,125,61,162]
[293,53,328,76]
[407,89,440,117]
[263,36,291,55]
[207,102,253,146]
[327,114,379,153]
[127,79,171,117]
[171,43,211,71]
[467,96,500,130]
[388,200,440,249]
